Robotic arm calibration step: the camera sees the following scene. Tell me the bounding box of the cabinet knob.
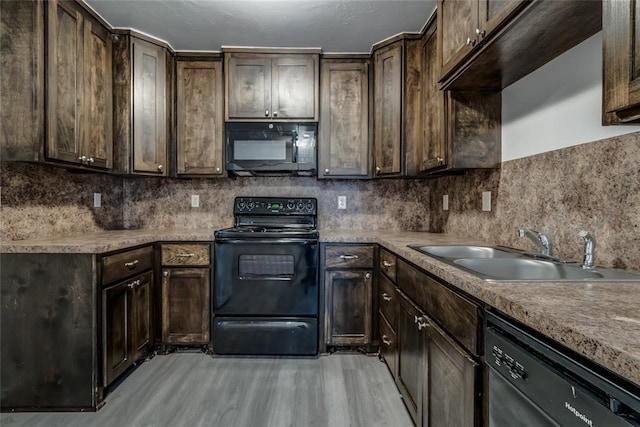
[324,169,330,174]
[382,260,394,268]
[273,111,278,117]
[365,272,371,279]
[382,335,392,346]
[375,166,381,174]
[216,167,221,172]
[79,155,87,162]
[163,271,169,277]
[265,110,269,117]
[87,157,94,164]
[466,37,477,47]
[476,28,486,38]
[382,293,392,301]
[437,156,444,165]
[157,164,163,171]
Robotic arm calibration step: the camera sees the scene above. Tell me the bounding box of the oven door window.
[238,254,295,279]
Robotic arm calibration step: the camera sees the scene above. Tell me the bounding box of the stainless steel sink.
[408,245,521,260]
[408,244,640,282]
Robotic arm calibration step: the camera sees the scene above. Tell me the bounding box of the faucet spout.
[579,230,595,269]
[518,228,552,256]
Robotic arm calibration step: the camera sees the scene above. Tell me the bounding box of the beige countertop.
[2,228,639,387]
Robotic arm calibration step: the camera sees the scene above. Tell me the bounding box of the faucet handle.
[579,230,595,269]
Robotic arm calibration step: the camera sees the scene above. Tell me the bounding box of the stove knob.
[306,202,314,211]
[247,202,255,210]
[238,201,246,210]
[296,202,304,211]
[286,201,295,211]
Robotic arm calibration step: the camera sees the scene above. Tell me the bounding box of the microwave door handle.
[292,131,298,163]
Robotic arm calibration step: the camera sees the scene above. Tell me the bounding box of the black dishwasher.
[485,311,640,426]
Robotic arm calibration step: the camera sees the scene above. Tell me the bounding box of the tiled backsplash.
[2,132,638,270]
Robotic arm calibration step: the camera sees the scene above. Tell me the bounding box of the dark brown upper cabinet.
[438,0,601,90]
[319,57,371,179]
[373,35,423,178]
[175,57,225,176]
[603,0,640,124]
[113,33,169,176]
[225,49,320,121]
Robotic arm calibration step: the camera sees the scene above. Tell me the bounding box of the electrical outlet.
[93,193,101,208]
[191,194,200,208]
[338,195,347,210]
[482,191,492,212]
[443,194,449,211]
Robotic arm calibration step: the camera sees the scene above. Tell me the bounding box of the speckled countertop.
[2,228,639,387]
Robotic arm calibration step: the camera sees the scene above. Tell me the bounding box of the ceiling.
[84,0,437,53]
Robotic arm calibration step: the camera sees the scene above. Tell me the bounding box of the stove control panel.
[234,197,317,215]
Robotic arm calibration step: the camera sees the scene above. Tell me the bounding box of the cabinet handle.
[124,259,139,268]
[437,156,444,165]
[382,261,394,268]
[176,253,195,257]
[339,254,359,260]
[265,110,269,117]
[324,169,330,174]
[157,164,163,171]
[375,166,381,174]
[128,279,140,289]
[414,315,419,324]
[78,155,87,162]
[476,28,486,39]
[87,157,94,164]
[382,335,392,346]
[273,111,278,117]
[466,37,477,47]
[163,271,169,277]
[382,293,392,301]
[365,272,371,279]
[417,319,428,330]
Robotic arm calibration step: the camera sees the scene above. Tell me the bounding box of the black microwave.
[225,122,317,176]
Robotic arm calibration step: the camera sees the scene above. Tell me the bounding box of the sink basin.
[408,245,521,260]
[453,258,640,282]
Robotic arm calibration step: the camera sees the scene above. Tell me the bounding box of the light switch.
[443,194,449,211]
[191,194,200,208]
[93,193,101,208]
[482,191,492,212]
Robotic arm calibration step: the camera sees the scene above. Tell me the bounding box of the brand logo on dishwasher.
[565,402,594,426]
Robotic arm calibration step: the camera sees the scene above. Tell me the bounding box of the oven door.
[213,239,319,316]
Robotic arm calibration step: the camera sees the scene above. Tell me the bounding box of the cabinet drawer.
[397,258,480,355]
[324,245,374,269]
[102,246,154,285]
[379,313,398,378]
[379,274,397,331]
[379,248,397,282]
[161,243,210,266]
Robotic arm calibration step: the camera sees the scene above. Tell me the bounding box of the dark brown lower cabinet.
[161,268,210,344]
[325,269,372,346]
[103,270,153,387]
[379,311,398,378]
[397,292,428,426]
[427,321,478,427]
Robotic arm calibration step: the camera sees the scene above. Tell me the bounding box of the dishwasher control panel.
[490,344,527,381]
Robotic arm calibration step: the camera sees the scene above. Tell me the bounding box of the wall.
[502,32,639,161]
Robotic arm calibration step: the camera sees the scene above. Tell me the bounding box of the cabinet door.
[603,0,640,124]
[325,270,372,346]
[437,0,477,79]
[271,55,318,120]
[131,271,153,362]
[83,18,112,169]
[420,19,446,173]
[176,60,224,176]
[319,59,370,178]
[161,268,210,344]
[226,55,271,119]
[397,293,427,426]
[132,38,167,174]
[103,280,131,387]
[478,0,527,38]
[379,310,398,379]
[374,43,403,176]
[46,0,83,164]
[427,322,478,427]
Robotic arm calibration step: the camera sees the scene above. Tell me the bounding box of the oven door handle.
[215,239,317,245]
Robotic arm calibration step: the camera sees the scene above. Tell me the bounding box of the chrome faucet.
[579,230,595,269]
[517,229,552,256]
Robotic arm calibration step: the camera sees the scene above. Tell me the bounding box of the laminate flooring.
[1,352,413,427]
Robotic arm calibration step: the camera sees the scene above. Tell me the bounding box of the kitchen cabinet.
[438,0,526,81]
[372,36,423,177]
[420,14,501,174]
[175,57,225,176]
[159,243,211,347]
[603,0,640,124]
[103,270,153,387]
[319,57,371,178]
[46,0,112,169]
[113,33,169,175]
[101,245,154,387]
[225,50,319,121]
[323,244,375,348]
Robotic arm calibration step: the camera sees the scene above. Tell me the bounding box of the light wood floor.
[1,352,413,427]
